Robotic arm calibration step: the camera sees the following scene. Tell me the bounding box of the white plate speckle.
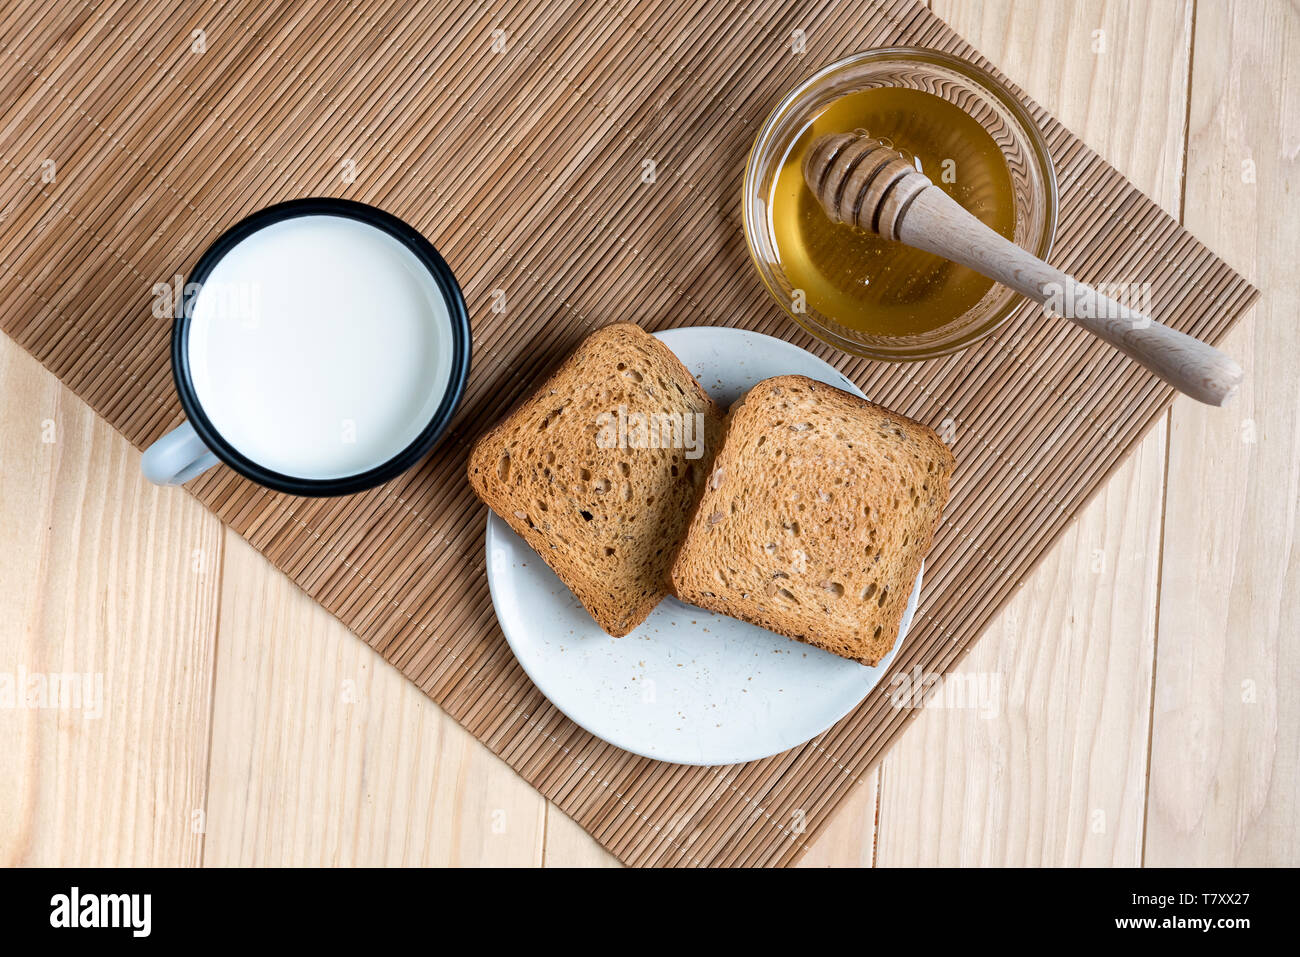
[485,327,921,765]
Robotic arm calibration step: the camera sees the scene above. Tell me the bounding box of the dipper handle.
[803,131,1242,406]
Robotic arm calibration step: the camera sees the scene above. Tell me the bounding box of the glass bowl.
[743,47,1058,361]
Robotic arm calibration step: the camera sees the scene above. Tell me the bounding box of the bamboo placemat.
[0,0,1257,866]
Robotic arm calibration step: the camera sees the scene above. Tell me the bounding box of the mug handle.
[141,421,220,486]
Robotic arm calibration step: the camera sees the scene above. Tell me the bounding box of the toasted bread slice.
[669,375,954,665]
[468,323,724,636]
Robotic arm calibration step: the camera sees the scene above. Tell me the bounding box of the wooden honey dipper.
[803,131,1242,405]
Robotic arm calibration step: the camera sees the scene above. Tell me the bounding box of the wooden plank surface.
[0,0,1291,867]
[1144,0,1300,866]
[0,341,223,865]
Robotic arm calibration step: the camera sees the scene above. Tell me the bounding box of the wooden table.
[1,0,1295,866]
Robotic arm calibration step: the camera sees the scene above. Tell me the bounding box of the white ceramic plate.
[485,327,921,765]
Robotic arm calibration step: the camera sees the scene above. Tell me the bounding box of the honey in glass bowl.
[770,86,1018,338]
[743,48,1058,361]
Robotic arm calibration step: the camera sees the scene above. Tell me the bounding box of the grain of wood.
[0,336,223,866]
[204,529,547,866]
[1144,0,1300,867]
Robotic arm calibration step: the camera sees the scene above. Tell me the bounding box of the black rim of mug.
[171,197,472,497]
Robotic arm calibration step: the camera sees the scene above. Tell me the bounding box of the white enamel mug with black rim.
[141,198,471,496]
